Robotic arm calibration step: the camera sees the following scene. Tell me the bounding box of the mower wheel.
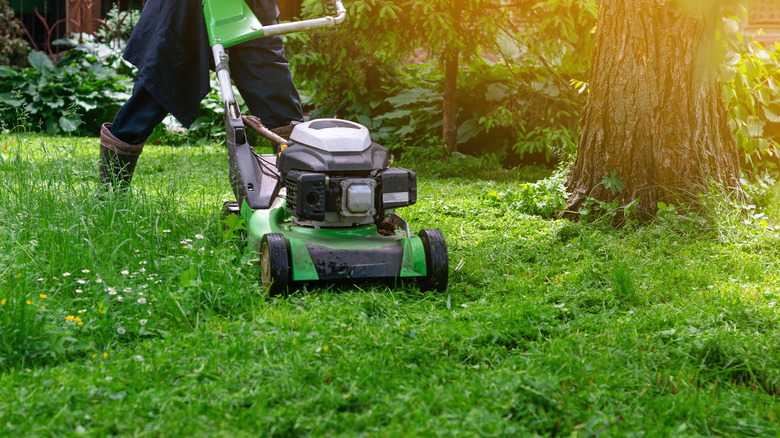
[260,233,291,297]
[418,228,448,292]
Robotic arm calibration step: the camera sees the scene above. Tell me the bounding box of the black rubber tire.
[260,233,291,297]
[418,228,448,292]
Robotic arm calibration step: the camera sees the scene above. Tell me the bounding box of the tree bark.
[442,48,459,153]
[564,0,740,219]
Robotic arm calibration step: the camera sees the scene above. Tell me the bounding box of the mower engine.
[278,119,416,227]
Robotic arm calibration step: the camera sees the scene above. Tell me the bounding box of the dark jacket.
[123,0,279,128]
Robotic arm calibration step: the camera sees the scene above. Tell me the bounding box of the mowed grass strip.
[1,134,779,436]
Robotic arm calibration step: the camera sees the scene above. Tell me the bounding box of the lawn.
[1,134,779,436]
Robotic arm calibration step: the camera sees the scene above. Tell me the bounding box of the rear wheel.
[418,228,448,292]
[260,233,290,297]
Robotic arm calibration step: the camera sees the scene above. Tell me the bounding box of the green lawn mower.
[205,0,448,296]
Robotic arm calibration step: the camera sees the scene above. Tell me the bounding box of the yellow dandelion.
[103,352,108,359]
[39,293,47,299]
[77,321,83,326]
[323,345,330,353]
[41,306,46,310]
[26,300,32,305]
[15,274,22,278]
[92,354,97,358]
[0,299,6,306]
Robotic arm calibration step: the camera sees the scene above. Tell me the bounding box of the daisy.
[117,327,126,335]
[137,297,147,304]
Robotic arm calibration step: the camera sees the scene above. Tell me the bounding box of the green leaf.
[763,105,780,123]
[0,67,17,78]
[28,51,56,72]
[747,117,764,137]
[485,83,510,102]
[379,109,412,120]
[180,267,202,288]
[0,93,24,107]
[457,119,482,145]
[602,170,625,195]
[59,115,82,132]
[724,52,741,66]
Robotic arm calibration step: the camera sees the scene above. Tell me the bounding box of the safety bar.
[263,0,346,37]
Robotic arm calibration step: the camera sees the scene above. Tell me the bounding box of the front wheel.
[418,228,448,292]
[260,233,290,297]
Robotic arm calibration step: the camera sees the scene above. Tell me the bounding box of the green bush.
[721,13,780,176]
[0,43,132,135]
[288,0,596,165]
[0,0,31,69]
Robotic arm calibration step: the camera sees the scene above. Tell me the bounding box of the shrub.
[0,42,132,135]
[0,0,31,69]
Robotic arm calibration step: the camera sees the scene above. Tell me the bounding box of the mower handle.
[263,0,346,37]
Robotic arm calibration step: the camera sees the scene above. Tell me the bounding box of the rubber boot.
[99,122,145,188]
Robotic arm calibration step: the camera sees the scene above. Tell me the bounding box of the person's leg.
[110,84,170,144]
[229,34,304,131]
[99,84,169,187]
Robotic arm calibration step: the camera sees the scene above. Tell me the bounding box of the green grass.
[1,134,780,436]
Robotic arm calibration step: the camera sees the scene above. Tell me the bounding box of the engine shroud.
[278,119,416,226]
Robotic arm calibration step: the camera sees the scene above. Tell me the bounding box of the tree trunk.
[442,48,459,153]
[564,0,740,219]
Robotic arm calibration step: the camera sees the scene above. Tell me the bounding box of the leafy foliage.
[0,0,31,69]
[721,11,780,176]
[481,169,568,218]
[0,43,132,135]
[288,0,596,163]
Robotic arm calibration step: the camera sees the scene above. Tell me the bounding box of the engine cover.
[279,119,416,226]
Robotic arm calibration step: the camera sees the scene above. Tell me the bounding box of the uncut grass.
[1,134,780,436]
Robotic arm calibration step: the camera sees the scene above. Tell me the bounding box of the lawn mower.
[204,0,448,296]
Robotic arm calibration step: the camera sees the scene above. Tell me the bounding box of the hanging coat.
[123,0,282,128]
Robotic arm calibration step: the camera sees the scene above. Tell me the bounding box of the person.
[99,0,304,187]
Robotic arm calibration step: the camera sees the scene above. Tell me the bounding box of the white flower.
[117,327,126,334]
[195,234,204,239]
[96,278,103,283]
[78,309,86,313]
[107,287,117,295]
[139,260,147,265]
[81,269,90,273]
[139,319,147,325]
[124,287,132,293]
[37,278,44,282]
[139,268,146,273]
[137,297,147,304]
[116,296,124,302]
[75,289,83,293]
[62,272,71,277]
[120,270,129,275]
[163,229,171,233]
[77,279,86,284]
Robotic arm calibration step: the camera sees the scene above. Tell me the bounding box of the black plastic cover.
[306,245,404,279]
[286,170,327,221]
[278,141,389,175]
[378,167,417,209]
